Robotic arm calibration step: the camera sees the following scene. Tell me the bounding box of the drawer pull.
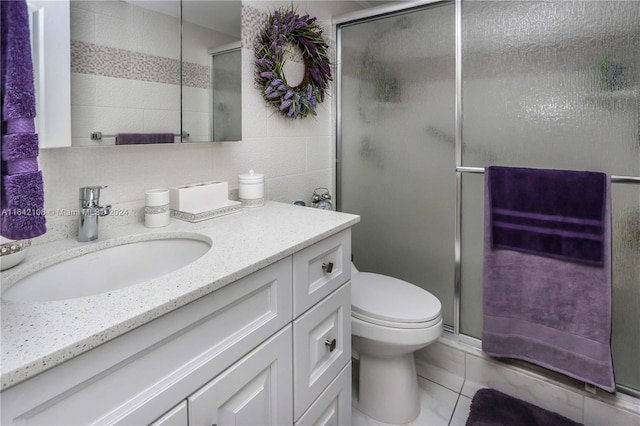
[322,262,334,273]
[325,338,337,352]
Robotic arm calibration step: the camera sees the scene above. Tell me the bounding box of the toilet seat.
[351,272,442,329]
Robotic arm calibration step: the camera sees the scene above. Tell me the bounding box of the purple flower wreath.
[255,6,332,119]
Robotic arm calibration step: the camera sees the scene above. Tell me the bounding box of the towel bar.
[456,166,640,184]
[90,131,190,141]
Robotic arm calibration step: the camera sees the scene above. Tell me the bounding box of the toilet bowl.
[351,264,443,424]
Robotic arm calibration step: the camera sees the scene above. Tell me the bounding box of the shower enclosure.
[336,0,640,394]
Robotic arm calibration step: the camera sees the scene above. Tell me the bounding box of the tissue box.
[170,181,229,214]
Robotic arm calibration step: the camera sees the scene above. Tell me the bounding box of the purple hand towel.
[1,0,36,122]
[2,133,39,174]
[488,166,606,265]
[482,167,615,392]
[115,133,175,145]
[1,173,46,239]
[1,0,47,240]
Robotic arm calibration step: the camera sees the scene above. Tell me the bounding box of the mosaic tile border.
[241,5,268,52]
[71,40,209,89]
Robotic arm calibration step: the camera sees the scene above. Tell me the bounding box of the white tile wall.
[70,73,96,106]
[183,20,237,66]
[414,337,640,426]
[95,10,144,53]
[182,86,210,113]
[69,6,95,43]
[142,9,180,59]
[71,105,145,143]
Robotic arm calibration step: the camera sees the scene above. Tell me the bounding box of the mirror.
[66,0,241,146]
[180,0,242,143]
[209,42,242,142]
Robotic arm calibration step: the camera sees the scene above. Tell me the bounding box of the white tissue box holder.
[170,181,229,214]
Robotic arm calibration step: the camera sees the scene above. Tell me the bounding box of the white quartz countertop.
[0,202,359,390]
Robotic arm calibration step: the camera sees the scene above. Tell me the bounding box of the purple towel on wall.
[488,166,606,265]
[1,0,47,240]
[483,166,615,392]
[115,133,175,145]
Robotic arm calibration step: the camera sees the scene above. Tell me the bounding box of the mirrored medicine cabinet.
[27,0,242,148]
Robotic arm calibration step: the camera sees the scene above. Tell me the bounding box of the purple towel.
[466,388,583,426]
[483,167,615,392]
[488,166,606,265]
[1,173,46,239]
[115,133,175,145]
[1,0,36,121]
[1,0,47,240]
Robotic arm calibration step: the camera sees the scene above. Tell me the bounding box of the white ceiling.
[124,1,242,38]
[124,0,394,39]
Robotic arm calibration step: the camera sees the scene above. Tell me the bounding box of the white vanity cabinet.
[188,326,293,426]
[149,402,188,426]
[1,228,353,426]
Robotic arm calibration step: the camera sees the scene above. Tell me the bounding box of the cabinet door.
[188,326,293,426]
[293,284,351,420]
[149,401,188,426]
[295,363,352,426]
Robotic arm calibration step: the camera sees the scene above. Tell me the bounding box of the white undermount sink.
[2,237,211,303]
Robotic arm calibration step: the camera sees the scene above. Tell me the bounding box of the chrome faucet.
[78,186,111,242]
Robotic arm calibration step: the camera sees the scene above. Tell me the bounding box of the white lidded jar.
[238,170,265,207]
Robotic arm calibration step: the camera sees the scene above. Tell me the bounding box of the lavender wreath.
[255,7,332,119]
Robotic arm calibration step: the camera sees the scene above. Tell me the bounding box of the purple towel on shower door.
[482,167,615,392]
[1,0,47,240]
[488,166,606,265]
[115,133,175,145]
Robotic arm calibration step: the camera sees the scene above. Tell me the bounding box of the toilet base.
[355,352,420,424]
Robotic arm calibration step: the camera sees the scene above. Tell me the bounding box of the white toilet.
[351,263,443,424]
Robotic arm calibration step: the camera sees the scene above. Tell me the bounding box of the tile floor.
[351,376,472,426]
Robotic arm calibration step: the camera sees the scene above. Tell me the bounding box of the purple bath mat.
[466,388,584,426]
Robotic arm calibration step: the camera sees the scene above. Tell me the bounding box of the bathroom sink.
[2,237,211,302]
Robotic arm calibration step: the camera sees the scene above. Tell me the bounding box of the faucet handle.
[79,185,108,202]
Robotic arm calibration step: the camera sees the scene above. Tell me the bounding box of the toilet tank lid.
[351,272,442,324]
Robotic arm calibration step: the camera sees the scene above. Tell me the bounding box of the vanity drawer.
[293,283,351,420]
[295,362,352,426]
[293,229,351,317]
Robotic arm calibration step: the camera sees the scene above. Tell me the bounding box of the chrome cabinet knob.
[322,262,334,273]
[325,338,337,352]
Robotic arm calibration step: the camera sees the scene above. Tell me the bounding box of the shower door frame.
[333,0,460,335]
[334,0,640,398]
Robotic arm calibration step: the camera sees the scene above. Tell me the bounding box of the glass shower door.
[459,1,640,391]
[338,2,456,326]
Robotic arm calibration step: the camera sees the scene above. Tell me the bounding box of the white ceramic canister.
[145,188,170,227]
[238,170,265,207]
